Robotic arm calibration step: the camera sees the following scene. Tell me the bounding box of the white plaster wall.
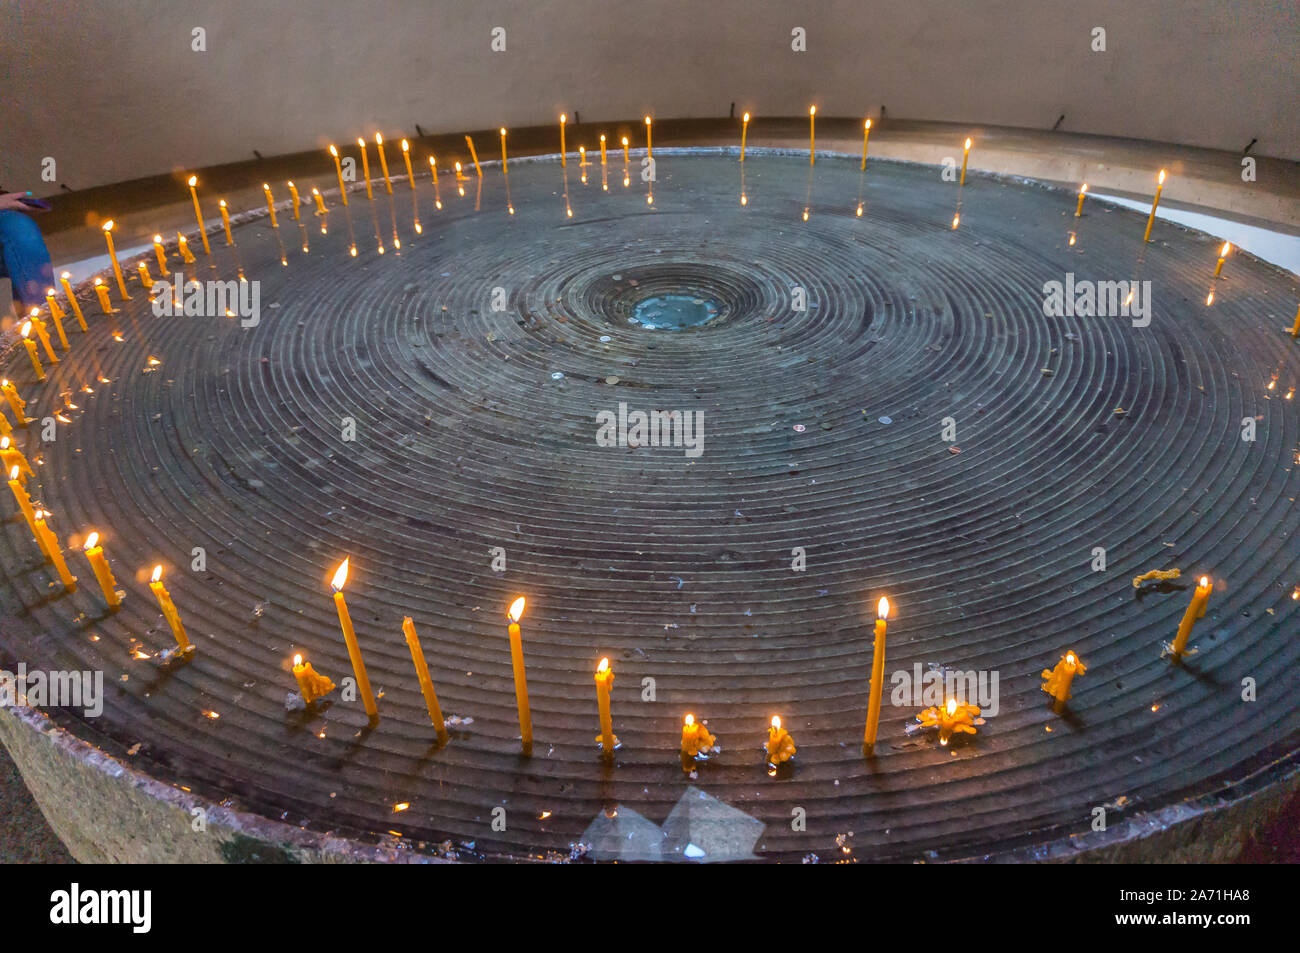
[2,0,1297,191]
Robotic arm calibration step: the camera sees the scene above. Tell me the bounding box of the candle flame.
[102,220,114,231]
[597,657,610,674]
[684,713,694,727]
[375,132,383,144]
[401,138,409,151]
[1066,651,1076,665]
[508,595,526,622]
[1158,169,1167,184]
[499,128,506,137]
[8,465,17,481]
[330,144,338,156]
[61,271,70,279]
[743,112,751,123]
[645,115,652,125]
[84,531,99,550]
[1220,241,1230,256]
[357,138,365,147]
[331,557,349,591]
[20,322,31,337]
[946,698,958,716]
[600,134,606,141]
[560,114,566,123]
[877,596,890,620]
[293,653,303,666]
[1080,183,1088,194]
[865,118,871,130]
[1200,575,1209,588]
[952,214,960,228]
[0,437,7,449]
[153,234,163,244]
[151,565,162,583]
[187,175,197,187]
[964,137,972,151]
[771,715,782,730]
[622,137,628,146]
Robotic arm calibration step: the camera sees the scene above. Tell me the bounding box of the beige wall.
[4,0,1298,191]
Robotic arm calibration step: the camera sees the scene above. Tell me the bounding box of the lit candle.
[152,235,170,277]
[211,200,231,245]
[861,118,872,170]
[177,233,195,264]
[765,714,796,765]
[1213,241,1231,277]
[741,112,751,162]
[19,323,46,380]
[1040,651,1086,712]
[101,221,130,299]
[402,616,448,742]
[148,565,192,654]
[594,657,617,758]
[621,136,629,163]
[186,176,211,254]
[464,135,482,177]
[1075,183,1088,217]
[960,137,972,185]
[357,139,373,199]
[808,106,815,165]
[1170,575,1212,657]
[82,531,121,608]
[1292,302,1300,339]
[43,290,69,349]
[599,133,607,165]
[863,596,890,755]
[2,380,29,424]
[291,653,335,704]
[917,698,980,746]
[27,312,58,365]
[506,596,533,753]
[499,128,508,173]
[1143,169,1167,243]
[329,145,349,206]
[560,114,567,166]
[59,272,87,331]
[680,712,715,765]
[288,180,301,220]
[311,188,327,215]
[329,558,377,719]
[645,115,653,160]
[401,138,416,190]
[262,183,279,227]
[8,465,40,539]
[0,436,34,481]
[33,510,76,590]
[136,261,153,290]
[374,134,393,193]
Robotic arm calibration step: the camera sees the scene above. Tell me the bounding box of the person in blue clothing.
[0,190,54,308]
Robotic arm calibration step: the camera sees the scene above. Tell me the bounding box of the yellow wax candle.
[329,145,349,206]
[148,565,192,653]
[152,235,170,277]
[330,558,377,719]
[1,380,28,424]
[33,510,76,589]
[1041,651,1086,712]
[262,184,279,227]
[499,128,508,173]
[375,134,393,193]
[312,188,327,214]
[59,272,87,331]
[1170,575,1212,657]
[185,177,211,254]
[507,596,533,754]
[282,182,298,223]
[600,134,607,165]
[645,115,653,159]
[291,653,335,704]
[8,466,41,539]
[82,532,121,608]
[100,221,130,300]
[402,617,448,742]
[918,698,980,746]
[680,712,715,763]
[960,137,972,185]
[1292,302,1300,338]
[741,112,750,162]
[622,136,629,163]
[177,233,196,263]
[861,118,872,170]
[0,437,34,481]
[464,135,481,177]
[594,657,617,758]
[765,714,796,765]
[136,262,153,290]
[401,138,416,189]
[357,139,373,199]
[0,412,10,439]
[1075,183,1088,217]
[1144,169,1167,243]
[20,324,46,381]
[44,290,69,349]
[808,106,815,165]
[28,312,58,363]
[1213,242,1230,277]
[560,114,567,166]
[863,596,890,755]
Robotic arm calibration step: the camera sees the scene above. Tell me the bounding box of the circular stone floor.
[2,152,1299,863]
